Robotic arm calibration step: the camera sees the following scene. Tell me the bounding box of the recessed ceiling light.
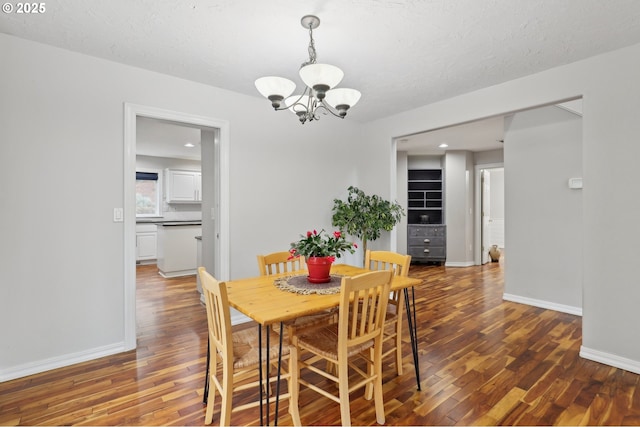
[439,143,448,148]
[184,143,195,148]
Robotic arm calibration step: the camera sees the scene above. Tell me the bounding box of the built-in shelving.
[407,169,443,225]
[407,168,446,263]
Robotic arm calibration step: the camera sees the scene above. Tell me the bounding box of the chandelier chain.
[301,22,317,68]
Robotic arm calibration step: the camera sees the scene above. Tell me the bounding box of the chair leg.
[204,383,216,424]
[219,362,233,427]
[373,341,386,425]
[288,344,302,426]
[203,337,210,404]
[364,347,374,401]
[395,319,404,376]
[338,357,352,427]
[204,363,216,424]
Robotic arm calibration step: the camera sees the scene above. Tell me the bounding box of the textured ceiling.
[3,0,640,124]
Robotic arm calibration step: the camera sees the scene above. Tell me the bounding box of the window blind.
[136,172,159,181]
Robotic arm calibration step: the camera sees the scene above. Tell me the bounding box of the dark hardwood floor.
[2,259,640,425]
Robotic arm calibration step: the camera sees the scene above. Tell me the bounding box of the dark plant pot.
[306,256,333,283]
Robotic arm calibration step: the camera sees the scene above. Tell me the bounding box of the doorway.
[479,167,504,264]
[123,104,230,351]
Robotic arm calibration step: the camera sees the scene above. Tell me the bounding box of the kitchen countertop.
[136,219,201,225]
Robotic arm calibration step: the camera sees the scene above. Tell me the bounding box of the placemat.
[274,274,343,295]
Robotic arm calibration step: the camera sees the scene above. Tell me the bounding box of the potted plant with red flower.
[289,229,357,283]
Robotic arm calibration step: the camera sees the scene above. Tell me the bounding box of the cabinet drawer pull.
[423,239,430,243]
[423,249,430,253]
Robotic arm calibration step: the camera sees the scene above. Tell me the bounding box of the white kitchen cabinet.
[165,169,201,203]
[136,224,157,262]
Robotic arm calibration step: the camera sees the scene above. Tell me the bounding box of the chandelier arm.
[317,100,346,119]
[277,87,312,112]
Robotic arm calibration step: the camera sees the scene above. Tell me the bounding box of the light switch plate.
[568,178,583,189]
[113,207,124,222]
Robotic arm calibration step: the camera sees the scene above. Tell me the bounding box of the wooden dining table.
[224,263,422,425]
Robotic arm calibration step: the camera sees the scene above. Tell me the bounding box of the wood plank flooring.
[2,260,640,425]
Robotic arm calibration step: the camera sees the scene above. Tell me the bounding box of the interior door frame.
[123,103,230,350]
[474,162,503,265]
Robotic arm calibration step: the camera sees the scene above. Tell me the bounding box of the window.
[136,170,162,217]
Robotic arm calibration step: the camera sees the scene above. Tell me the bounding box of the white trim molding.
[0,343,125,383]
[445,261,476,267]
[503,293,582,316]
[473,162,504,266]
[123,103,230,350]
[580,346,640,376]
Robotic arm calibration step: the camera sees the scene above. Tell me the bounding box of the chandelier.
[254,15,361,124]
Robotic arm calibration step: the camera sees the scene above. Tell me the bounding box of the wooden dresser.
[407,224,446,264]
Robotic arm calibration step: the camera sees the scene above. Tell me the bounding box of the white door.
[481,170,492,264]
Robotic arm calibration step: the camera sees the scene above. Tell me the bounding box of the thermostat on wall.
[568,178,583,189]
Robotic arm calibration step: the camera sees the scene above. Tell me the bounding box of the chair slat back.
[339,270,392,348]
[198,267,233,363]
[365,250,411,278]
[365,250,411,306]
[257,251,306,276]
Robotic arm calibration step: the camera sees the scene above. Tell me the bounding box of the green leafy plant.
[332,186,405,264]
[289,229,357,261]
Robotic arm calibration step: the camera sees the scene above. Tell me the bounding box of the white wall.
[474,149,504,165]
[407,155,443,170]
[487,168,505,249]
[365,42,640,373]
[444,151,475,266]
[488,169,504,224]
[396,151,408,255]
[503,105,583,314]
[0,33,363,380]
[3,32,640,380]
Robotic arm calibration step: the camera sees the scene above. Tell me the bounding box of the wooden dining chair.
[257,252,337,339]
[257,251,305,276]
[288,270,393,426]
[365,250,412,378]
[198,267,300,426]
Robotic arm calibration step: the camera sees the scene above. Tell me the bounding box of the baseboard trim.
[503,293,582,316]
[0,342,126,383]
[158,269,197,278]
[444,261,475,267]
[580,346,640,375]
